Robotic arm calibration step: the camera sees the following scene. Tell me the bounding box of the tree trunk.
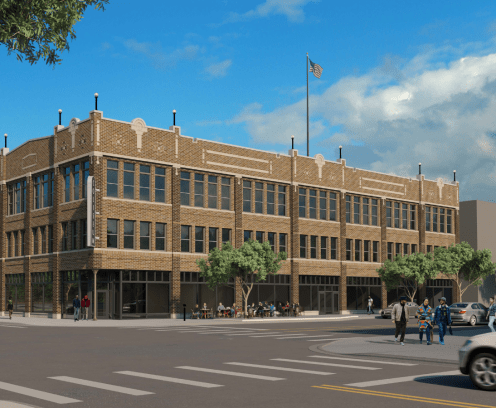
[243,282,253,318]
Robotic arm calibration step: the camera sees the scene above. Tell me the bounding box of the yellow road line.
[313,385,493,408]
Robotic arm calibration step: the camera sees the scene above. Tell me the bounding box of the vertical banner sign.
[87,176,96,247]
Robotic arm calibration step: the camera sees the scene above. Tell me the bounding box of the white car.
[459,332,496,391]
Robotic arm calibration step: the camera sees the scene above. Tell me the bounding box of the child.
[419,313,433,345]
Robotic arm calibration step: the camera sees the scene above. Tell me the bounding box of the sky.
[2,0,496,202]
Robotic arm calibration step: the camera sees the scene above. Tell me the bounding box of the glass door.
[97,290,109,319]
[332,292,339,314]
[318,292,325,315]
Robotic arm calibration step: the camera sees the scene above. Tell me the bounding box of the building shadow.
[415,375,476,390]
[328,325,489,337]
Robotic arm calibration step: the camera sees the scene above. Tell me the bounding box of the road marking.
[176,366,285,381]
[48,376,154,395]
[307,338,347,342]
[0,325,27,328]
[276,335,338,340]
[250,333,328,338]
[224,332,272,336]
[224,362,334,375]
[313,385,494,408]
[0,381,80,404]
[197,330,250,334]
[309,356,418,366]
[271,359,381,371]
[115,371,223,388]
[345,370,461,387]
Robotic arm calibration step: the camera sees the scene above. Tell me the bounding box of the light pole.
[291,135,294,150]
[339,145,342,159]
[173,110,176,126]
[94,93,98,110]
[58,109,62,126]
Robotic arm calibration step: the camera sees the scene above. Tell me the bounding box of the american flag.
[309,59,323,79]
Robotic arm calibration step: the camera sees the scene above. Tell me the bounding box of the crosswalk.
[0,354,463,406]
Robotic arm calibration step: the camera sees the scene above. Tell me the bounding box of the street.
[0,316,492,408]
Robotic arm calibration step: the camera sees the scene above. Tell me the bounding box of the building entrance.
[318,291,339,314]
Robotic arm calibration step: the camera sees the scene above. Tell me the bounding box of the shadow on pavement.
[415,375,476,390]
[329,325,490,337]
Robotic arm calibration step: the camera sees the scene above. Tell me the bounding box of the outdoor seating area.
[190,302,303,319]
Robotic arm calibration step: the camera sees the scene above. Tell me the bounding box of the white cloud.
[231,46,496,201]
[205,59,232,78]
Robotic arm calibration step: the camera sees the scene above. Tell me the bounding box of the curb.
[241,316,360,323]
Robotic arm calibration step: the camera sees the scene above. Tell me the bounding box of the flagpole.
[306,52,309,157]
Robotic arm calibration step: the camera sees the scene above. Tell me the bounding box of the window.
[14,232,17,257]
[81,220,87,249]
[432,208,438,232]
[364,240,370,262]
[42,174,49,207]
[386,201,392,227]
[395,243,401,257]
[346,239,352,260]
[321,236,327,259]
[394,202,400,228]
[447,210,452,234]
[309,190,317,219]
[268,232,275,252]
[440,208,445,233]
[255,182,263,213]
[279,233,287,254]
[64,167,71,202]
[7,185,12,215]
[140,222,150,250]
[21,230,25,256]
[124,220,135,249]
[346,195,351,223]
[73,164,80,200]
[209,227,218,252]
[299,188,306,218]
[426,206,431,231]
[310,235,317,258]
[244,230,252,242]
[222,228,231,245]
[9,181,26,214]
[82,161,89,199]
[412,244,417,253]
[354,196,360,224]
[123,163,135,199]
[208,175,218,209]
[155,168,166,203]
[355,239,361,261]
[387,242,393,260]
[14,182,21,213]
[180,172,190,206]
[331,237,337,259]
[181,226,190,252]
[107,160,118,197]
[34,176,40,209]
[41,226,46,254]
[193,174,204,207]
[156,223,166,251]
[61,223,68,251]
[329,192,337,221]
[71,221,77,250]
[7,233,11,257]
[256,231,264,243]
[362,198,369,225]
[278,186,286,216]
[319,191,327,220]
[195,227,204,253]
[267,184,275,215]
[243,181,252,212]
[139,165,150,201]
[49,172,54,206]
[300,235,307,258]
[402,203,408,229]
[373,241,379,262]
[404,243,409,256]
[427,245,432,253]
[221,177,230,210]
[48,226,53,253]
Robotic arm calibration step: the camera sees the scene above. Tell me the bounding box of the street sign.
[87,176,96,247]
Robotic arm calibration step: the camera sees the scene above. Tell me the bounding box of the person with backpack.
[7,297,13,319]
[367,296,374,314]
[417,298,433,345]
[73,295,81,321]
[81,295,91,321]
[486,297,496,332]
[391,296,409,346]
[433,296,452,345]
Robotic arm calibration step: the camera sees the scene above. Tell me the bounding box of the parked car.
[381,301,419,319]
[122,300,146,313]
[459,332,496,391]
[450,302,488,326]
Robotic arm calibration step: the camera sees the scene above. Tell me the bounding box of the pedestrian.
[7,297,13,320]
[81,295,90,321]
[391,296,409,346]
[230,303,236,318]
[367,296,374,314]
[433,296,452,345]
[73,294,81,322]
[269,303,275,317]
[417,297,433,345]
[487,297,496,332]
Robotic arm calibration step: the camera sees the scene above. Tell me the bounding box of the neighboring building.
[459,200,496,306]
[0,110,460,319]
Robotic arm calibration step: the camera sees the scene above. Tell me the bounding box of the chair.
[191,309,199,319]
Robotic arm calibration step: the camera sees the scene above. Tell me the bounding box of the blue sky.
[3,0,496,202]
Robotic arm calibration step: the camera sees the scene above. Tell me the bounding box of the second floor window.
[440,208,445,233]
[156,223,166,251]
[373,241,379,262]
[279,233,287,254]
[71,221,77,250]
[331,237,337,259]
[107,160,118,198]
[447,210,452,234]
[329,193,337,221]
[140,222,150,250]
[124,163,135,199]
[124,220,134,249]
[321,236,327,259]
[404,243,409,256]
[353,196,360,224]
[73,164,80,200]
[394,202,400,228]
[155,168,166,203]
[387,242,393,260]
[267,184,275,215]
[364,240,369,262]
[21,230,25,256]
[255,182,263,214]
[310,235,317,258]
[61,223,68,251]
[402,204,408,229]
[256,231,264,243]
[40,227,46,254]
[195,227,204,253]
[371,199,378,226]
[299,188,306,218]
[222,228,231,245]
[82,161,90,199]
[244,230,252,242]
[48,226,53,253]
[386,201,392,227]
[243,181,252,212]
[300,235,307,258]
[432,208,438,232]
[81,220,87,249]
[320,191,327,220]
[208,176,217,209]
[221,178,230,210]
[8,181,27,215]
[139,165,150,201]
[309,190,317,219]
[107,219,118,248]
[268,232,275,252]
[363,198,369,225]
[395,243,401,257]
[355,239,361,261]
[209,227,218,252]
[278,186,286,216]
[181,226,190,252]
[180,172,190,205]
[410,205,416,230]
[194,174,204,207]
[426,206,431,231]
[346,239,352,260]
[64,167,70,202]
[346,195,351,223]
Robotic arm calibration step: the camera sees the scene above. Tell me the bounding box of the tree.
[377,252,436,303]
[433,242,496,302]
[196,239,287,316]
[0,0,109,67]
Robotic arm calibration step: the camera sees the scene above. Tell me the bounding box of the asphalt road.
[0,317,493,408]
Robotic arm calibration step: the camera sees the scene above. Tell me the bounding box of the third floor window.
[107,160,118,198]
[123,163,135,199]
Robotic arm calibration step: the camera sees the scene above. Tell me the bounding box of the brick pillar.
[235,277,243,312]
[0,176,5,315]
[418,175,426,253]
[234,176,244,309]
[290,182,299,304]
[339,191,348,314]
[24,175,32,317]
[51,165,61,318]
[455,208,460,245]
[171,165,181,318]
[381,280,387,310]
[380,198,387,307]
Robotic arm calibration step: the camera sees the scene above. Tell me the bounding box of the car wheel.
[469,315,477,326]
[469,353,496,391]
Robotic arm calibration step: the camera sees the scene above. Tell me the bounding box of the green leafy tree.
[196,239,287,316]
[377,252,436,303]
[433,242,496,302]
[0,0,109,67]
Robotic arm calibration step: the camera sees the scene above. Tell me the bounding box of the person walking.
[81,295,90,321]
[433,296,452,345]
[417,298,433,345]
[391,296,409,346]
[73,294,81,322]
[487,297,496,332]
[7,297,13,320]
[367,296,374,315]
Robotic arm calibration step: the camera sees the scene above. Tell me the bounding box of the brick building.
[0,110,460,319]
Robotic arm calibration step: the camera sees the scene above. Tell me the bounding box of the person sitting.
[257,302,264,318]
[277,302,283,316]
[192,304,200,319]
[217,302,225,317]
[269,303,275,317]
[230,303,236,317]
[202,302,208,318]
[285,301,291,316]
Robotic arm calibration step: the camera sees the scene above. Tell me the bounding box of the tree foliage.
[377,252,436,302]
[196,239,287,316]
[0,0,109,67]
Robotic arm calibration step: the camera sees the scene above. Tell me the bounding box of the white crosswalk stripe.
[48,376,154,395]
[0,380,81,404]
[225,332,279,336]
[275,335,337,340]
[176,366,285,381]
[345,370,461,387]
[309,355,418,366]
[224,362,334,375]
[115,371,223,388]
[271,359,381,371]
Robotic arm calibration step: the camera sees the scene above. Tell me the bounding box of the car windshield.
[451,303,468,308]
